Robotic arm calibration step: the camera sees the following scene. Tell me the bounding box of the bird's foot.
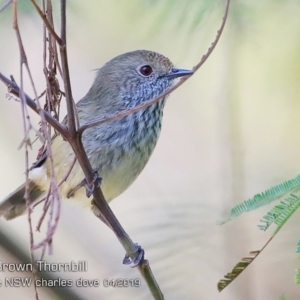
[67,169,102,198]
[85,170,102,197]
[123,244,145,267]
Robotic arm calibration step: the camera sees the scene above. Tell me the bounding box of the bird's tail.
[0,181,43,220]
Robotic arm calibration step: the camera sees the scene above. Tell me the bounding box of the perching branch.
[29,0,166,298]
[0,1,230,299]
[30,0,63,45]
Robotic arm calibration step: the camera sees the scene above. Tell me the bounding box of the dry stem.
[0,1,230,299]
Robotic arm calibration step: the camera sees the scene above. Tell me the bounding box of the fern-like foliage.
[221,174,300,224]
[258,194,300,232]
[218,231,278,292]
[295,237,300,284]
[296,236,300,254]
[259,193,300,286]
[273,194,300,233]
[218,250,260,292]
[295,269,300,284]
[219,192,300,292]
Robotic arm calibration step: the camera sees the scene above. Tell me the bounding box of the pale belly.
[30,130,157,208]
[30,104,163,207]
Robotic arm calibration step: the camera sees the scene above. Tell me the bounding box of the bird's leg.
[67,170,102,198]
[92,200,145,267]
[84,170,102,197]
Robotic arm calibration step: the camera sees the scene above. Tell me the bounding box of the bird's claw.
[67,169,102,198]
[85,170,102,198]
[123,244,144,267]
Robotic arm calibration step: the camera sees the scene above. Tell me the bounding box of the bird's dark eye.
[139,65,153,77]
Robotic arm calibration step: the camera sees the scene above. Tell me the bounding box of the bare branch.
[0,73,68,137]
[0,0,11,13]
[30,0,63,45]
[12,1,39,298]
[25,0,145,270]
[33,179,61,254]
[0,1,230,299]
[59,0,78,135]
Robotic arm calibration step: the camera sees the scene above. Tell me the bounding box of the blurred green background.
[0,0,300,299]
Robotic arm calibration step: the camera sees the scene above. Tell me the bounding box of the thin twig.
[36,0,63,255]
[35,192,51,232]
[33,179,61,253]
[0,73,68,136]
[30,0,62,45]
[59,0,78,135]
[34,157,76,233]
[0,0,11,13]
[79,0,230,134]
[0,1,230,299]
[12,1,39,299]
[13,0,63,281]
[45,0,63,76]
[58,157,77,185]
[55,2,142,268]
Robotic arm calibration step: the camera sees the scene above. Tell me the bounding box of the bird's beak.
[165,68,193,79]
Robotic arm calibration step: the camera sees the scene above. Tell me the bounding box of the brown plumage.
[0,50,193,220]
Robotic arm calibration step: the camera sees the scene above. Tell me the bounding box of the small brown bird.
[0,50,193,220]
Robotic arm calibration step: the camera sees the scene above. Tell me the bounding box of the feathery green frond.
[296,237,300,253]
[222,174,300,224]
[218,250,260,292]
[220,192,300,292]
[295,238,300,284]
[273,194,300,233]
[258,194,300,232]
[219,231,279,293]
[295,269,300,284]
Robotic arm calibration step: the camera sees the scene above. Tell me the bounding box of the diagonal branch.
[0,0,11,14]
[0,73,68,137]
[30,0,63,45]
[59,0,78,136]
[12,0,39,298]
[0,1,230,299]
[31,0,149,280]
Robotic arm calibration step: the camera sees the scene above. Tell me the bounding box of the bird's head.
[85,50,193,111]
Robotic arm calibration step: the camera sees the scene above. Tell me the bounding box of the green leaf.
[295,268,300,284]
[296,237,300,254]
[219,192,300,292]
[222,175,300,224]
[258,194,300,232]
[218,250,260,292]
[273,194,300,233]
